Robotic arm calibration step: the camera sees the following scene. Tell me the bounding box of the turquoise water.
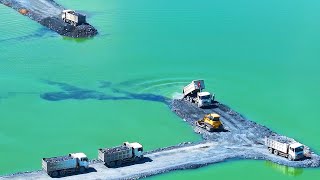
[1,0,320,179]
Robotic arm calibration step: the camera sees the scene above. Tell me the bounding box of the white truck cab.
[288,143,304,160]
[197,92,214,108]
[69,153,89,168]
[124,142,144,158]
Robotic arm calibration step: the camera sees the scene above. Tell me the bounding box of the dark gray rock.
[39,17,98,38]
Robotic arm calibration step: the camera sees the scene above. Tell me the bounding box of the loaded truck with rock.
[183,80,214,108]
[265,138,305,161]
[98,142,144,167]
[42,152,89,177]
[61,9,86,26]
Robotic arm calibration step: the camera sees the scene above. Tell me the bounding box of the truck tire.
[206,125,211,131]
[79,166,86,173]
[110,161,116,167]
[51,171,58,177]
[134,157,141,162]
[59,170,66,176]
[288,155,293,161]
[268,148,273,154]
[273,150,279,156]
[116,160,122,166]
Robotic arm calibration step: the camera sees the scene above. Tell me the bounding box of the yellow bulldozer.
[195,113,222,132]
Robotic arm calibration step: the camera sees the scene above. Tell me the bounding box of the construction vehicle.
[98,142,144,167]
[196,113,222,131]
[183,80,214,108]
[61,10,86,26]
[42,152,89,177]
[265,138,305,161]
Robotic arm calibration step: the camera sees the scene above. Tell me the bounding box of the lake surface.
[0,0,319,179]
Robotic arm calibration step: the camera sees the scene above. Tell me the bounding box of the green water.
[1,0,320,179]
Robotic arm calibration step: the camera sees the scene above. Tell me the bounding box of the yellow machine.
[196,113,222,132]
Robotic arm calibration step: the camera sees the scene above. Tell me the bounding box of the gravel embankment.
[0,0,98,38]
[0,99,319,179]
[1,142,319,180]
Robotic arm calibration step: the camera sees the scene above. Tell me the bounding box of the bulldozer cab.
[196,113,222,131]
[204,113,221,129]
[205,113,220,121]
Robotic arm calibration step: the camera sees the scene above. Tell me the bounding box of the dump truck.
[98,142,144,167]
[183,80,214,108]
[42,152,89,177]
[196,113,222,131]
[265,138,305,161]
[61,10,86,26]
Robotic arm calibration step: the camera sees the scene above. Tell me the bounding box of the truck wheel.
[79,166,86,173]
[206,126,211,131]
[273,150,279,155]
[268,148,273,154]
[51,171,58,177]
[134,157,141,162]
[59,170,66,176]
[110,161,116,167]
[116,161,122,166]
[288,155,293,161]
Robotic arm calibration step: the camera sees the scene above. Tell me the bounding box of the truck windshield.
[200,95,211,100]
[295,146,304,153]
[82,157,88,161]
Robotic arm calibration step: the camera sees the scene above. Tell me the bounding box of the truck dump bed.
[63,10,86,24]
[183,80,205,96]
[42,155,76,173]
[98,145,132,163]
[265,138,289,153]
